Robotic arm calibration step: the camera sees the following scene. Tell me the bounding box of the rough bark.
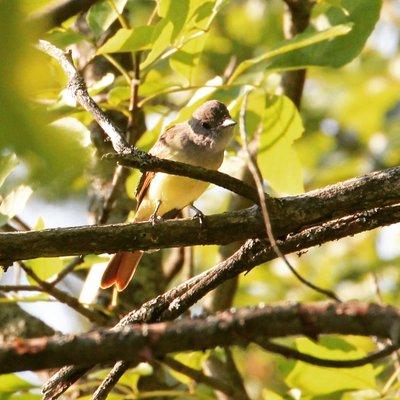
[1,166,400,263]
[1,302,399,373]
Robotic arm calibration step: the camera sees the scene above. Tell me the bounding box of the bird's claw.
[149,214,162,226]
[189,204,205,226]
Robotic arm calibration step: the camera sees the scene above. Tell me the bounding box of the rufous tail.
[100,251,143,292]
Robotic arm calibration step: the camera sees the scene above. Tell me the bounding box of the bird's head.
[190,100,236,151]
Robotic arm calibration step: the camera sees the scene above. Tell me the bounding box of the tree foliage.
[1,0,400,399]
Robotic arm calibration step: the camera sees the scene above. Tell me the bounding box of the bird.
[100,100,237,291]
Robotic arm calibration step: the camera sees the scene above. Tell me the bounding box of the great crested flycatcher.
[101,100,236,291]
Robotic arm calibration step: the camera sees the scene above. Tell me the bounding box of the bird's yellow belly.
[134,173,210,221]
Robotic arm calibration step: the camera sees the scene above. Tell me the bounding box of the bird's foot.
[149,200,163,226]
[189,204,205,226]
[149,213,163,227]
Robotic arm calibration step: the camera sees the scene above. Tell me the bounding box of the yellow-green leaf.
[0,185,32,226]
[97,26,155,54]
[0,374,35,393]
[285,337,376,395]
[0,153,18,188]
[258,95,304,195]
[228,24,352,83]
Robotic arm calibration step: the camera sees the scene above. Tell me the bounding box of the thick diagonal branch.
[2,302,400,373]
[1,166,400,263]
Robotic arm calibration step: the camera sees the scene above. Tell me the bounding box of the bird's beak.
[221,118,237,128]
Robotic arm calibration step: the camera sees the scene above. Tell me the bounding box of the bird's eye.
[202,122,211,129]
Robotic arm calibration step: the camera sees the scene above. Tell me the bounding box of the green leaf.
[140,0,191,69]
[0,185,32,226]
[262,389,284,400]
[97,26,155,54]
[169,1,225,82]
[24,217,64,281]
[25,256,64,282]
[167,352,209,385]
[0,153,18,189]
[44,28,85,48]
[86,0,128,38]
[229,24,352,83]
[258,95,304,194]
[0,374,35,393]
[266,0,381,70]
[107,86,130,106]
[285,337,376,396]
[169,35,207,84]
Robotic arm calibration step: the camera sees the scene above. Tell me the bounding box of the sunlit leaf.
[229,24,352,83]
[266,0,381,70]
[140,0,190,69]
[0,153,18,189]
[86,0,128,38]
[0,374,35,392]
[0,185,32,226]
[262,389,284,400]
[107,85,130,106]
[168,0,221,81]
[167,351,209,385]
[97,26,155,54]
[285,337,376,395]
[44,28,85,48]
[23,217,64,281]
[258,95,304,194]
[169,35,207,84]
[25,256,64,282]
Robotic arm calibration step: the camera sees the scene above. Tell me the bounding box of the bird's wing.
[134,124,186,209]
[135,171,155,210]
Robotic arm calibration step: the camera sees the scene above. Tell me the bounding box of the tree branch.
[1,167,400,263]
[281,0,314,107]
[254,338,400,368]
[2,302,400,373]
[160,356,237,398]
[41,202,400,399]
[0,295,55,341]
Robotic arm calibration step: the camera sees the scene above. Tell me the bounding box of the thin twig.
[103,54,131,84]
[50,256,85,286]
[107,0,129,29]
[0,285,42,292]
[11,216,31,231]
[160,356,235,398]
[239,92,341,302]
[223,348,250,400]
[18,261,108,325]
[91,361,131,400]
[255,338,400,368]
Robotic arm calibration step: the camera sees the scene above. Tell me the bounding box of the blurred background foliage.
[1,0,400,399]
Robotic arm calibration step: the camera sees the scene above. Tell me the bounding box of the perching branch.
[2,302,400,374]
[2,166,400,263]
